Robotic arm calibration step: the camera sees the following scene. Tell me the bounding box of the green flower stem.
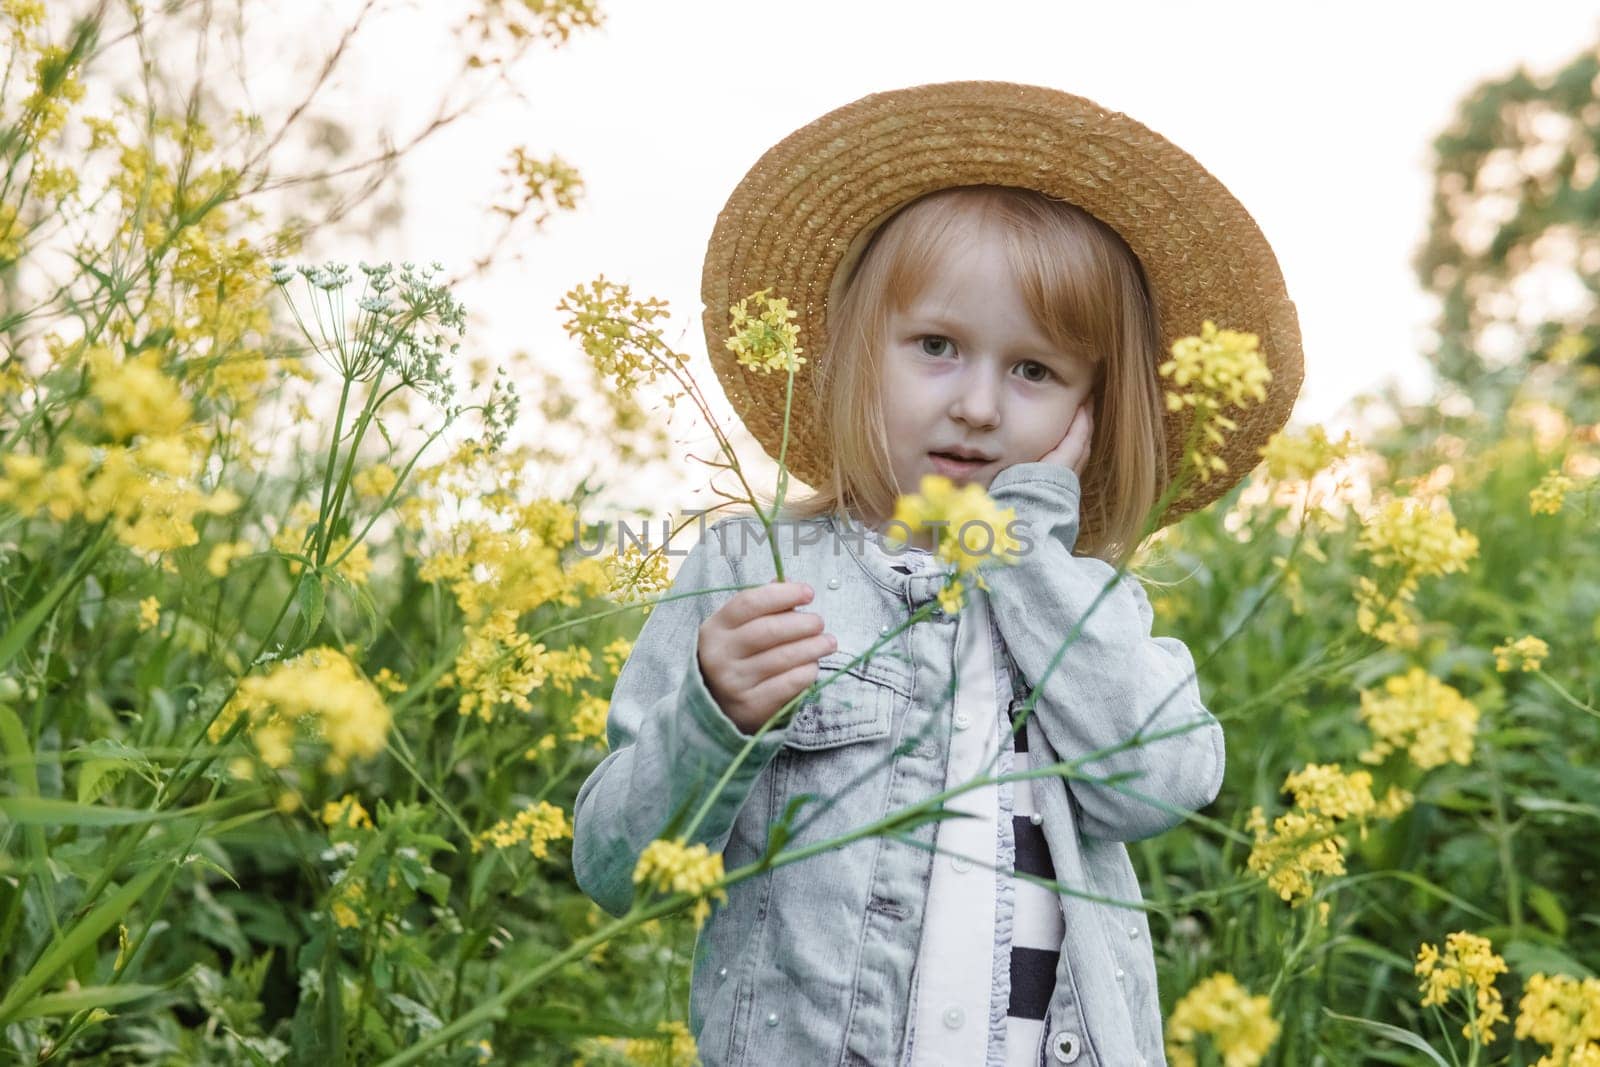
[314,373,356,561]
[1533,668,1600,720]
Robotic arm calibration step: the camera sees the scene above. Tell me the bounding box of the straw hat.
[699,80,1304,528]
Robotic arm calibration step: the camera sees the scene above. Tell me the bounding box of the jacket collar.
[825,511,952,611]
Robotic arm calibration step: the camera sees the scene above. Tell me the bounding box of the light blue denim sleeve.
[983,461,1226,842]
[571,523,788,916]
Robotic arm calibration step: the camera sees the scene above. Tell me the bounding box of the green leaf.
[5,983,164,1021]
[297,572,326,644]
[1323,1008,1451,1067]
[1526,884,1569,938]
[0,795,235,827]
[0,862,165,1023]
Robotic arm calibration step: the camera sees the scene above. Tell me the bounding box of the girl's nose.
[949,366,1001,429]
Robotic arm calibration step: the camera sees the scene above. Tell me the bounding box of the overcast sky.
[325,0,1600,516]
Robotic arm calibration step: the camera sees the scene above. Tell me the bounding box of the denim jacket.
[571,462,1226,1067]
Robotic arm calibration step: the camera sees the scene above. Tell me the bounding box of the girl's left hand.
[1038,398,1093,480]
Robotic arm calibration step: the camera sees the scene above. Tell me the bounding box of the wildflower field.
[2,4,1598,1066]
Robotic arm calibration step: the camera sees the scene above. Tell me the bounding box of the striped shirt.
[885,544,1066,1067]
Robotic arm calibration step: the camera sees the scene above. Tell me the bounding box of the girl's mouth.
[928,451,991,478]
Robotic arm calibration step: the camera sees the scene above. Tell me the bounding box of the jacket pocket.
[781,649,911,751]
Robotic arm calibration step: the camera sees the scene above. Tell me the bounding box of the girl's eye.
[917,335,954,358]
[1016,360,1054,384]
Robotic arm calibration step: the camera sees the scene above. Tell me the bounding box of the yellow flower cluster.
[205,540,252,577]
[351,462,398,500]
[472,800,571,860]
[1245,763,1412,906]
[1357,666,1480,770]
[725,287,805,375]
[1515,972,1600,1067]
[1493,634,1550,673]
[1165,971,1281,1067]
[209,647,392,773]
[620,1020,698,1066]
[601,636,633,676]
[137,596,161,632]
[1415,931,1509,1044]
[1158,320,1273,487]
[602,543,670,607]
[1259,424,1360,483]
[558,274,686,396]
[567,692,609,743]
[633,837,728,930]
[1530,469,1582,515]
[0,425,242,559]
[444,608,552,721]
[330,877,364,930]
[88,347,192,441]
[886,474,1023,614]
[1353,495,1479,648]
[321,793,373,831]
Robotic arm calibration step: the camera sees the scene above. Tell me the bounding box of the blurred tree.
[1414,36,1600,426]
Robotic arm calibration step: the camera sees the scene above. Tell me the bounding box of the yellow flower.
[1415,931,1509,1044]
[601,636,633,676]
[209,647,392,771]
[1245,763,1408,906]
[446,608,552,721]
[137,595,161,632]
[1357,496,1480,576]
[1357,666,1479,770]
[558,275,686,397]
[1514,972,1600,1066]
[885,474,1023,615]
[1493,635,1549,673]
[352,463,398,500]
[725,288,805,375]
[87,347,192,442]
[205,540,252,577]
[1352,495,1479,649]
[1259,424,1360,482]
[472,800,571,861]
[633,837,728,930]
[619,1019,699,1066]
[321,793,373,831]
[1165,972,1281,1067]
[330,878,364,930]
[1158,320,1272,487]
[1530,470,1578,515]
[567,692,609,743]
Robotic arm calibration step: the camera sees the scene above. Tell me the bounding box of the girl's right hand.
[698,581,837,736]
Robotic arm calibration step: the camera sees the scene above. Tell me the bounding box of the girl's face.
[876,219,1096,503]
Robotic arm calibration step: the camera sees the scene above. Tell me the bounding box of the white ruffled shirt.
[875,541,1066,1067]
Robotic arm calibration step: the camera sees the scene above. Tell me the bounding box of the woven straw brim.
[700,80,1304,529]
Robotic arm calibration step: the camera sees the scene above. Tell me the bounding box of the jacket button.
[827,577,840,589]
[1128,925,1139,939]
[953,711,971,730]
[717,966,728,978]
[879,625,890,635]
[765,1011,779,1027]
[1115,968,1126,981]
[1049,1030,1081,1062]
[1029,812,1043,826]
[941,1006,964,1029]
[951,855,971,873]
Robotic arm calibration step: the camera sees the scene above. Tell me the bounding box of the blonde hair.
[746,185,1169,570]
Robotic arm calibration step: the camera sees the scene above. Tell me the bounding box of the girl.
[573,80,1302,1067]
